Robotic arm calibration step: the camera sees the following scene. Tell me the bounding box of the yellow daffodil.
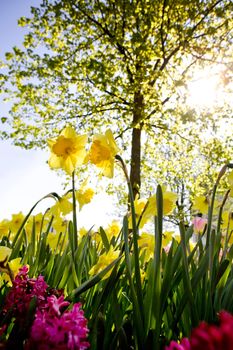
[0,219,10,238]
[89,246,120,279]
[49,196,73,216]
[0,246,12,276]
[48,126,87,175]
[227,170,233,196]
[105,220,121,240]
[89,129,119,178]
[0,246,12,263]
[162,231,174,247]
[76,185,95,210]
[221,211,233,230]
[138,190,177,228]
[47,231,62,251]
[128,196,147,229]
[78,227,89,239]
[25,213,46,241]
[1,258,23,286]
[52,216,68,234]
[192,195,209,214]
[9,212,24,234]
[138,233,155,262]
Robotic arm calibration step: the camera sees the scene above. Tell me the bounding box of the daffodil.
[49,196,73,216]
[138,233,154,261]
[25,213,47,241]
[227,170,233,197]
[162,231,174,247]
[9,212,24,234]
[0,246,12,275]
[128,196,148,229]
[1,258,23,286]
[221,211,233,230]
[89,129,119,178]
[78,227,89,239]
[0,246,12,263]
[48,126,87,175]
[76,181,95,210]
[192,195,209,214]
[0,219,10,238]
[89,246,120,279]
[47,231,62,251]
[105,220,121,240]
[138,190,177,228]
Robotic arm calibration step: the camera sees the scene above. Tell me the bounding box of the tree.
[1,0,233,198]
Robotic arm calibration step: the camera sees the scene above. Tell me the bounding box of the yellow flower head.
[76,180,95,210]
[89,246,120,279]
[221,211,233,230]
[138,233,155,262]
[89,129,119,178]
[0,219,10,238]
[0,246,12,263]
[138,190,177,228]
[9,212,24,233]
[128,196,148,229]
[1,258,23,286]
[162,231,174,247]
[78,227,89,239]
[48,126,87,175]
[47,231,62,251]
[49,196,73,216]
[105,220,121,240]
[192,195,209,214]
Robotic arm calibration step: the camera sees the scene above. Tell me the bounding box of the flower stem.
[72,171,78,250]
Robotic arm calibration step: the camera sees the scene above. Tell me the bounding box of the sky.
[0,0,115,227]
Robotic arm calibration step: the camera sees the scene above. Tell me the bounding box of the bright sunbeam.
[187,67,221,108]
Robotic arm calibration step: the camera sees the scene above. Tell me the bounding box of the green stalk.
[122,216,145,349]
[153,185,163,347]
[72,171,78,250]
[116,155,145,344]
[179,221,199,326]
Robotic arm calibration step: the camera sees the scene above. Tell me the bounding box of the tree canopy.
[1,0,233,200]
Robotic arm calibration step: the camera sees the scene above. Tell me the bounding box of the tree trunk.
[130,90,144,199]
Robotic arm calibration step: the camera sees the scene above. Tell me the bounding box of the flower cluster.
[166,311,233,350]
[26,296,89,350]
[48,126,119,178]
[3,265,48,318]
[1,266,89,350]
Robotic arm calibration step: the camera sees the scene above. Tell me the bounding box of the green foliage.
[1,161,233,349]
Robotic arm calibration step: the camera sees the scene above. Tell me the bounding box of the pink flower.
[166,311,233,350]
[165,338,190,350]
[3,266,48,317]
[192,216,207,233]
[27,297,90,350]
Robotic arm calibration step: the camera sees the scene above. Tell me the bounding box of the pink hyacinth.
[166,311,233,350]
[192,216,207,234]
[3,265,48,317]
[27,296,90,350]
[165,338,190,350]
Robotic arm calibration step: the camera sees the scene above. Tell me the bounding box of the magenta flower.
[3,265,48,317]
[2,266,89,350]
[165,338,190,350]
[166,311,233,350]
[27,296,90,350]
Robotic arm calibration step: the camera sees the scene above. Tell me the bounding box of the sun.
[186,66,223,109]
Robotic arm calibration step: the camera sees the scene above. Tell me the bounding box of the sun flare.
[187,67,223,108]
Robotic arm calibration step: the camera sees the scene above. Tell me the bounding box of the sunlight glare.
[187,67,221,108]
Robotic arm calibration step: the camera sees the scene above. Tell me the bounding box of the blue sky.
[0,1,115,226]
